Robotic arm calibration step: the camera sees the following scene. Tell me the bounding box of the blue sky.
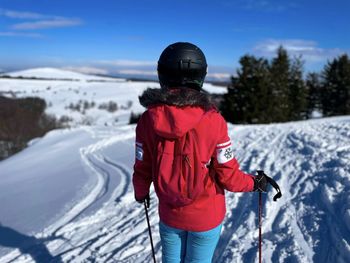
[0,0,349,79]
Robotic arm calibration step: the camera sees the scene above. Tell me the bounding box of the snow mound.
[3,67,122,82]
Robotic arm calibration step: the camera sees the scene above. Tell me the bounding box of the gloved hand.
[253,170,268,192]
[136,194,150,208]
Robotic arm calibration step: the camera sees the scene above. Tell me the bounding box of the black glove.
[253,170,268,192]
[136,194,150,208]
[253,170,282,201]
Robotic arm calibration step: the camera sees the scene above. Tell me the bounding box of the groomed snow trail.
[1,117,349,262]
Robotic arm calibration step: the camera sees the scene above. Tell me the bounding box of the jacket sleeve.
[212,115,254,192]
[132,113,153,201]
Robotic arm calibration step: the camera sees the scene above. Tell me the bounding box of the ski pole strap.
[265,176,282,201]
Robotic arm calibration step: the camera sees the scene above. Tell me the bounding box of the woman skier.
[132,42,268,263]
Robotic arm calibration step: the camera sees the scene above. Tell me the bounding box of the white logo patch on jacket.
[216,141,234,164]
[135,142,143,161]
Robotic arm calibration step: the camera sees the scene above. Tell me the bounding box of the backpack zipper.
[184,155,192,198]
[184,155,192,168]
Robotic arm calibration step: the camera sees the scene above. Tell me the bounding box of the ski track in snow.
[214,119,350,263]
[1,117,350,262]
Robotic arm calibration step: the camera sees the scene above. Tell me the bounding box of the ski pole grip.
[265,175,282,201]
[257,170,265,176]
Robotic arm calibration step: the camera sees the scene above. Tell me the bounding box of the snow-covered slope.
[0,72,157,126]
[0,68,226,127]
[2,67,122,82]
[0,68,349,262]
[0,115,349,262]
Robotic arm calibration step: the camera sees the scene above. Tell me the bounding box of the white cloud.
[11,18,83,30]
[253,39,344,62]
[0,9,46,19]
[0,31,43,38]
[222,0,298,12]
[242,0,298,11]
[97,59,155,67]
[63,66,109,75]
[0,9,83,30]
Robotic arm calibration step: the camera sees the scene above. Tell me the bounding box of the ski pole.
[258,191,262,263]
[256,171,282,263]
[144,200,156,263]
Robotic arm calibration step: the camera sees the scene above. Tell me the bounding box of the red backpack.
[153,129,211,207]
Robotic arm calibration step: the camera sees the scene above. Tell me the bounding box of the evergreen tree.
[222,55,270,123]
[269,46,291,122]
[222,46,320,124]
[288,56,307,120]
[321,54,350,116]
[306,72,322,118]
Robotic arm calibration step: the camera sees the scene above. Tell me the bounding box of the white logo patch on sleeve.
[135,142,143,161]
[216,141,234,164]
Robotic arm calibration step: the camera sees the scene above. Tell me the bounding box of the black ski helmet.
[157,42,207,90]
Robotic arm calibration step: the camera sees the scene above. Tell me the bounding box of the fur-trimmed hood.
[139,88,215,111]
[139,88,217,138]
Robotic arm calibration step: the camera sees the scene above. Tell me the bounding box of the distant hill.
[1,67,124,82]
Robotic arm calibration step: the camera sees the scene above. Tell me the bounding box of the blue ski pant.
[159,221,222,263]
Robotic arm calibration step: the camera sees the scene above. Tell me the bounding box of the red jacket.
[133,97,254,231]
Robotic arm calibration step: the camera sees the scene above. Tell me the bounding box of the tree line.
[221,46,350,124]
[0,96,63,160]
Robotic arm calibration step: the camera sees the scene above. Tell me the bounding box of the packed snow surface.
[0,68,349,262]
